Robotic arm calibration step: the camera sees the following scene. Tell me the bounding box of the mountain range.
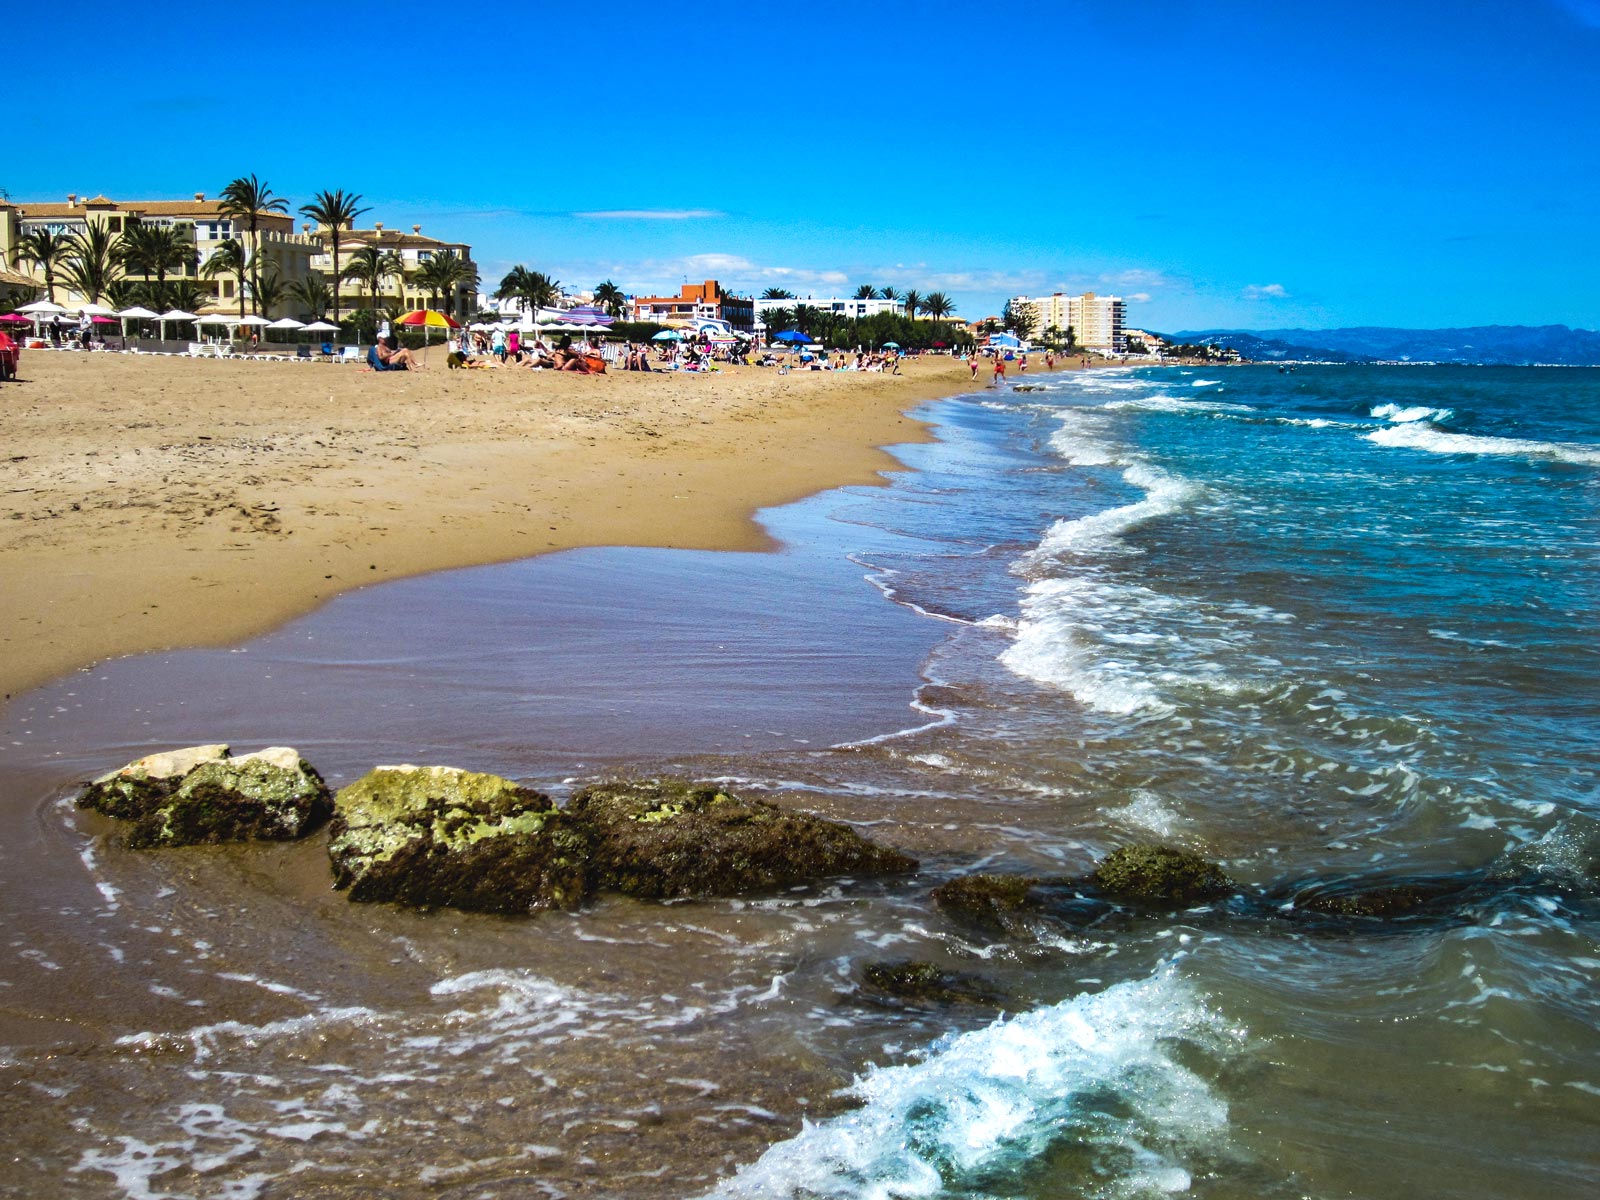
[1165,325,1600,366]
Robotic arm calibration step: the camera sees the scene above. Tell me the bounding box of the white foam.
[701,968,1239,1200]
[1371,403,1452,423]
[1365,423,1600,465]
[1023,462,1198,567]
[1190,379,1223,387]
[1102,394,1255,415]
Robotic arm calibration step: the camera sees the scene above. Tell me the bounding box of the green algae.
[1091,844,1233,906]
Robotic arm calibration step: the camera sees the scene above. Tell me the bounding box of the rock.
[77,743,231,821]
[78,744,331,848]
[859,961,1009,1010]
[327,765,587,913]
[931,873,1044,935]
[568,778,917,900]
[1090,844,1233,907]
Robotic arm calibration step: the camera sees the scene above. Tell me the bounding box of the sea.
[1,364,1596,1199]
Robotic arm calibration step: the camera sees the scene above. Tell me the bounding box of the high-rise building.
[1009,291,1127,352]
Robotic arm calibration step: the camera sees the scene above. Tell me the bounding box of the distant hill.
[1167,325,1600,366]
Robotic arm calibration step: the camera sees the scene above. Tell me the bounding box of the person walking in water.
[969,354,979,381]
[993,354,1007,387]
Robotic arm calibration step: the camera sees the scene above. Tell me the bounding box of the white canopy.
[17,300,66,314]
[157,309,199,322]
[266,317,306,330]
[300,320,340,333]
[73,302,119,317]
[117,306,162,319]
[196,313,236,326]
[236,315,272,327]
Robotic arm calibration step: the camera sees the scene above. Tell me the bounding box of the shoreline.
[0,351,1106,700]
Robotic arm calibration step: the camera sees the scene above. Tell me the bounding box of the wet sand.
[0,351,1056,700]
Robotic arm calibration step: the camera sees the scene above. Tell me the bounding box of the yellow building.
[0,192,322,312]
[307,220,477,318]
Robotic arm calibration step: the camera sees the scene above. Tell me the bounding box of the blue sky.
[9,0,1597,332]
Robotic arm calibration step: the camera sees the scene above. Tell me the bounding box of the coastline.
[0,352,1090,700]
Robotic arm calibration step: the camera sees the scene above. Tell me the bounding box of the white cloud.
[1128,292,1152,303]
[1242,283,1289,300]
[571,209,725,220]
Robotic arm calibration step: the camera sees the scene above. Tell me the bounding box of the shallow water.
[2,365,1597,1199]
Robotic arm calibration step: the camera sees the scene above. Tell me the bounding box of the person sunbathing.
[370,337,421,370]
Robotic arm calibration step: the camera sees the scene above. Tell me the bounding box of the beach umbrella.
[0,313,31,323]
[156,308,199,342]
[882,341,901,349]
[650,329,683,342]
[17,299,66,337]
[75,302,119,317]
[775,330,810,344]
[267,316,305,346]
[196,313,236,344]
[397,308,459,359]
[237,315,272,327]
[562,304,614,327]
[301,320,340,333]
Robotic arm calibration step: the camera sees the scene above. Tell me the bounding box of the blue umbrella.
[775,330,810,344]
[651,329,683,342]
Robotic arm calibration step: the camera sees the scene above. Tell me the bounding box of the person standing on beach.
[969,355,979,381]
[993,355,1006,386]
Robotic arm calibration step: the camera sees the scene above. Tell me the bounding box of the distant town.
[0,182,1223,359]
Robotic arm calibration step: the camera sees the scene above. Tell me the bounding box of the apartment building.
[0,192,321,310]
[308,220,477,317]
[630,280,755,331]
[752,294,905,331]
[1010,291,1128,352]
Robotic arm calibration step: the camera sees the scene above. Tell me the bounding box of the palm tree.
[13,229,75,302]
[853,284,877,300]
[298,189,368,326]
[218,174,288,314]
[116,222,197,310]
[902,289,922,320]
[760,287,794,300]
[922,291,956,322]
[878,286,899,302]
[763,306,794,335]
[287,274,331,321]
[343,246,401,315]
[251,268,285,319]
[412,250,479,319]
[593,280,627,319]
[61,224,122,304]
[202,237,251,319]
[495,265,558,318]
[168,280,205,312]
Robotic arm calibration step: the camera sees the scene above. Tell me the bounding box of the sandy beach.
[1,350,1082,700]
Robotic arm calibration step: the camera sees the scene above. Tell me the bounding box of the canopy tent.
[196,314,236,344]
[156,308,199,341]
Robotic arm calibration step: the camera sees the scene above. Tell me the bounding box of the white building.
[753,294,905,333]
[1009,291,1128,352]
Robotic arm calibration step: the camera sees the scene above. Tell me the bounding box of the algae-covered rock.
[124,747,331,849]
[78,744,331,848]
[860,961,1009,1010]
[327,765,587,913]
[1091,844,1233,906]
[77,743,231,821]
[931,873,1044,935]
[568,778,917,900]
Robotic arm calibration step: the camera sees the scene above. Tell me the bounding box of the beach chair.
[296,346,312,360]
[339,346,362,363]
[321,342,335,359]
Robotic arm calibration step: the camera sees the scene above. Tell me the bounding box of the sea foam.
[1365,423,1600,464]
[702,968,1239,1200]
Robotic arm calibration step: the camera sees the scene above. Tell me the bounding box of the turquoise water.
[1,365,1596,1198]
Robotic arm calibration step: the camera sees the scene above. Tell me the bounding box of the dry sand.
[1,350,1088,699]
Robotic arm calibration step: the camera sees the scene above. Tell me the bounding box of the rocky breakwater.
[325,769,918,915]
[76,744,331,848]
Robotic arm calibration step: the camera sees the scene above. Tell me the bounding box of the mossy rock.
[931,873,1044,935]
[327,765,587,914]
[1091,844,1233,907]
[77,743,232,821]
[860,960,1008,1010]
[78,745,331,848]
[568,778,917,899]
